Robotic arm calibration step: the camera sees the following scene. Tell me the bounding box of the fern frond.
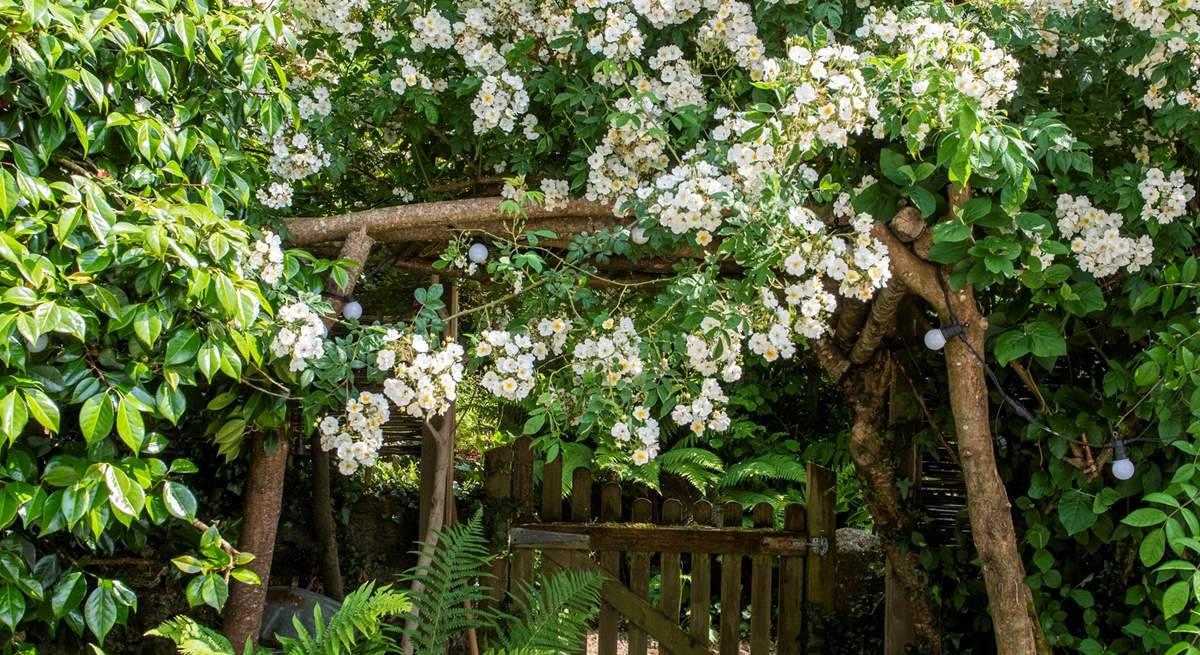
[656,448,724,491]
[277,582,410,655]
[494,570,603,654]
[719,454,807,489]
[398,511,498,654]
[146,616,237,655]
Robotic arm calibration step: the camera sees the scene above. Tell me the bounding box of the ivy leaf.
[79,393,114,445]
[116,397,145,454]
[1058,490,1096,536]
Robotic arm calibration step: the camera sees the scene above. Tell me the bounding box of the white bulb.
[630,227,649,245]
[923,328,947,351]
[27,334,47,353]
[1112,458,1135,481]
[342,300,363,321]
[468,242,489,264]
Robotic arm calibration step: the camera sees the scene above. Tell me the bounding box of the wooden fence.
[482,437,838,655]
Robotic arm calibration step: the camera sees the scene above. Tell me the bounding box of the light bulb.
[342,300,363,321]
[1112,438,1135,481]
[468,242,489,264]
[630,227,649,245]
[923,328,947,351]
[27,334,47,353]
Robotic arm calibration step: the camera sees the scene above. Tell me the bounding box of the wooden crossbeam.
[509,523,813,556]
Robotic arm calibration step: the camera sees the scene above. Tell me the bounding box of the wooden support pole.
[805,462,837,651]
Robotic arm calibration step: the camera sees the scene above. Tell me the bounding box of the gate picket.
[629,498,653,655]
[778,504,806,655]
[718,501,743,655]
[542,454,563,577]
[689,501,714,648]
[749,502,774,655]
[660,498,684,655]
[599,483,622,655]
[511,437,534,589]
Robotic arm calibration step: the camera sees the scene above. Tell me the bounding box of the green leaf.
[906,186,937,218]
[879,148,907,185]
[143,56,171,96]
[84,583,117,642]
[164,329,201,366]
[162,482,197,520]
[1163,579,1190,619]
[1123,507,1168,527]
[1026,321,1066,358]
[1058,490,1096,536]
[116,397,145,454]
[79,393,114,445]
[1141,528,1166,567]
[522,414,546,435]
[197,343,220,382]
[51,572,86,619]
[155,384,186,426]
[1134,361,1161,387]
[932,221,971,243]
[22,388,59,432]
[993,330,1029,365]
[0,585,24,632]
[0,391,27,445]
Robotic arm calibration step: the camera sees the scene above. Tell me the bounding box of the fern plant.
[490,571,602,653]
[149,582,408,655]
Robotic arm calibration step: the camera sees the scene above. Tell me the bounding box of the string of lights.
[925,273,1164,480]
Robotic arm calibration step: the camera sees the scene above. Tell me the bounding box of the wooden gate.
[482,437,838,655]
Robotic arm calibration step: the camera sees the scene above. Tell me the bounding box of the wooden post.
[718,501,743,655]
[570,467,593,573]
[660,498,684,655]
[542,454,563,577]
[510,436,535,589]
[749,502,774,655]
[806,463,837,650]
[777,504,806,655]
[689,501,714,648]
[599,482,622,655]
[482,446,512,611]
[886,384,920,655]
[628,498,653,655]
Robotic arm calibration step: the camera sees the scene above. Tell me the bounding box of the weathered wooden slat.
[542,454,563,577]
[777,504,806,655]
[718,502,743,655]
[482,446,512,611]
[629,498,652,655]
[806,462,837,651]
[569,467,592,572]
[511,437,534,589]
[749,502,774,655]
[542,550,716,655]
[660,499,684,655]
[599,483,622,655]
[689,501,714,648]
[507,523,810,555]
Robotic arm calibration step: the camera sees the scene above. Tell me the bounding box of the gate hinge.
[809,535,830,557]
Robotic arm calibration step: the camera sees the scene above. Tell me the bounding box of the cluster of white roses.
[298,86,332,120]
[542,179,571,211]
[645,46,705,110]
[1108,0,1200,110]
[318,392,388,475]
[471,73,531,135]
[248,232,285,286]
[270,302,326,372]
[683,319,744,382]
[670,377,732,438]
[647,155,734,244]
[258,131,330,209]
[377,332,465,420]
[474,319,572,401]
[390,58,435,95]
[699,0,775,82]
[291,0,368,47]
[410,7,454,50]
[1056,194,1154,277]
[585,96,669,207]
[571,317,644,386]
[632,0,701,27]
[1138,168,1196,225]
[778,38,879,152]
[857,10,1020,119]
[720,110,780,196]
[586,5,645,82]
[611,405,662,464]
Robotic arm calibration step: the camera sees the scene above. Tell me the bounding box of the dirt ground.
[585,631,751,655]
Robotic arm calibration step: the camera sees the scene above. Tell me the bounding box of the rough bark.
[285,196,616,246]
[223,431,290,648]
[311,228,376,600]
[401,413,455,655]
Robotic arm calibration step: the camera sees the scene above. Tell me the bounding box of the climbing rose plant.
[3,0,1200,652]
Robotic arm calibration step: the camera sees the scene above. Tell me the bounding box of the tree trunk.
[942,284,1048,655]
[401,413,454,655]
[310,227,376,600]
[223,431,290,649]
